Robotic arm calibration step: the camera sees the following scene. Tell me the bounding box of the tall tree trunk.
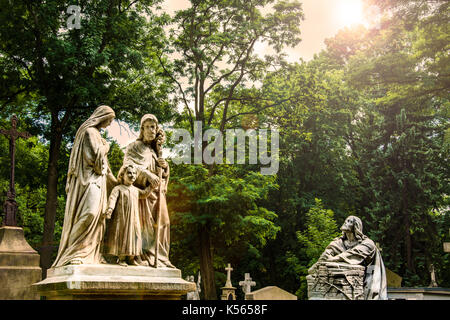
[199,223,217,300]
[40,114,63,279]
[404,214,414,272]
[402,185,415,273]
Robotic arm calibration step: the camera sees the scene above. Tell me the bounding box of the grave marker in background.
[220,263,236,300]
[0,115,41,299]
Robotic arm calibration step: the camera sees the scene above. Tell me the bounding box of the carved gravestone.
[0,115,41,299]
[221,264,236,300]
[239,273,256,295]
[307,262,365,300]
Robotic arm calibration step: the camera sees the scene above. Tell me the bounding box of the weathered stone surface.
[220,263,236,300]
[52,106,116,267]
[0,226,41,300]
[33,264,195,300]
[245,286,297,300]
[307,262,365,300]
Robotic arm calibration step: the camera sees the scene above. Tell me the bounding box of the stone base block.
[0,226,42,300]
[307,262,365,300]
[33,264,196,300]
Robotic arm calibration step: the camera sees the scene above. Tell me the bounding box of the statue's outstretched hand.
[147,171,160,188]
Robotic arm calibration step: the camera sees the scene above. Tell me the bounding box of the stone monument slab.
[33,264,195,300]
[245,286,297,300]
[0,226,41,299]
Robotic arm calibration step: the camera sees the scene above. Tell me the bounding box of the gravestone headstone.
[245,286,297,300]
[221,263,236,300]
[239,273,256,294]
[0,115,41,299]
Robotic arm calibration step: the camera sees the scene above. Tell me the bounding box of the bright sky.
[107,0,372,147]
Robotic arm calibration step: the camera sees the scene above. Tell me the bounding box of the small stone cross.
[224,263,233,288]
[239,273,256,294]
[0,115,31,226]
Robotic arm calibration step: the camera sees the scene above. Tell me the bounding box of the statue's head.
[138,114,159,144]
[118,164,137,185]
[91,105,115,129]
[341,215,365,241]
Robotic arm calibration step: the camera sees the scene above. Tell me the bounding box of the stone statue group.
[52,105,174,268]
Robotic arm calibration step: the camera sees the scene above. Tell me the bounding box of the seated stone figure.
[307,216,387,300]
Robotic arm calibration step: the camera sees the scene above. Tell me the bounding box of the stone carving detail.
[239,273,256,295]
[306,216,387,300]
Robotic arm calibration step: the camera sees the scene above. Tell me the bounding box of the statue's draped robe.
[52,127,111,267]
[124,140,171,266]
[318,236,388,300]
[103,184,145,257]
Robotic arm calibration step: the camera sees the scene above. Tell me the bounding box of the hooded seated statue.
[307,216,387,300]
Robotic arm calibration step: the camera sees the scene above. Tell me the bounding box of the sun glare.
[336,0,365,28]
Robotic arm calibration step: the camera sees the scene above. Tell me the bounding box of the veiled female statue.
[52,105,117,267]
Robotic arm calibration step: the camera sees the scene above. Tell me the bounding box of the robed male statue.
[123,114,174,268]
[307,216,387,300]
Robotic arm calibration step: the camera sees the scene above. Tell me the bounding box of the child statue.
[103,164,153,266]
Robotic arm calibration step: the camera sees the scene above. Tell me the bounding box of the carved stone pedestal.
[0,226,42,299]
[33,264,195,300]
[307,262,365,300]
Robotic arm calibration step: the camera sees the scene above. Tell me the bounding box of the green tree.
[0,0,174,276]
[168,162,280,299]
[251,57,363,297]
[296,198,340,298]
[162,0,303,299]
[344,0,450,281]
[314,0,450,284]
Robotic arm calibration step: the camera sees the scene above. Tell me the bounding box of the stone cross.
[239,273,256,294]
[224,263,233,288]
[0,115,31,226]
